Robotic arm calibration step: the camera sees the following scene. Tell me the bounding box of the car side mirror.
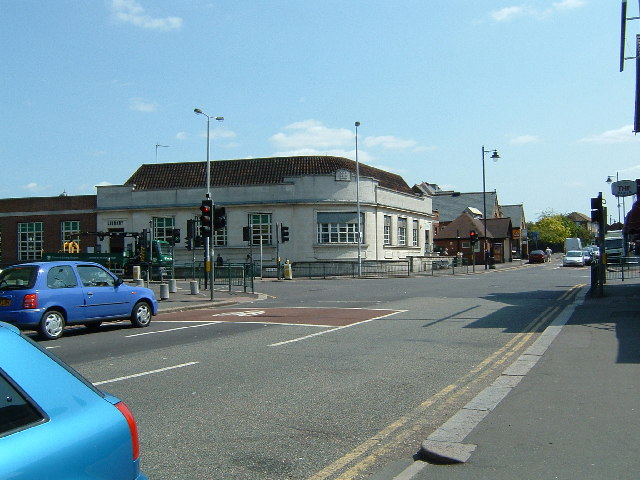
[115,277,124,286]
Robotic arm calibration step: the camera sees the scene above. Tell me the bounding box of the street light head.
[355,121,360,127]
[491,150,500,161]
[194,108,203,115]
[215,116,224,122]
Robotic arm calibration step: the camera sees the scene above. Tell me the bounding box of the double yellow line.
[308,284,584,480]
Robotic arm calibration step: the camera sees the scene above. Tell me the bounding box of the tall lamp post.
[355,121,362,277]
[194,108,224,301]
[482,146,500,269]
[606,173,622,225]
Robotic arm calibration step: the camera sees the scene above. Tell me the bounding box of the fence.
[291,260,410,279]
[604,257,640,281]
[173,262,255,293]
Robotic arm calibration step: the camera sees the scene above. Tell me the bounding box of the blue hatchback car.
[0,321,148,479]
[0,261,158,339]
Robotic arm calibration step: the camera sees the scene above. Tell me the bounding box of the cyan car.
[0,321,148,479]
[0,261,157,339]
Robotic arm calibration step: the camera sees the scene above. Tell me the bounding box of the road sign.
[611,180,636,197]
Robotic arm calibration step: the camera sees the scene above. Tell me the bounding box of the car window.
[76,265,115,287]
[46,265,78,289]
[0,266,38,290]
[0,369,46,437]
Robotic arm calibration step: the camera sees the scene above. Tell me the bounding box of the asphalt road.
[43,259,591,480]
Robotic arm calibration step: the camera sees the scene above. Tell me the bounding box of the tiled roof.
[124,156,415,195]
[434,212,488,239]
[431,191,500,223]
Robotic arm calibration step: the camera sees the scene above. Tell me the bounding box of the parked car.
[529,250,546,263]
[0,261,157,339]
[563,250,585,267]
[0,321,148,479]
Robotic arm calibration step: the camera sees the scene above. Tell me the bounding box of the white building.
[95,156,435,265]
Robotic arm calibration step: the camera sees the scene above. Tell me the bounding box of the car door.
[43,265,86,323]
[75,265,130,319]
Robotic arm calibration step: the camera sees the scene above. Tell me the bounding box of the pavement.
[374,277,640,480]
[144,279,262,313]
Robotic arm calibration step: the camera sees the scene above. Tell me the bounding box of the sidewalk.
[145,280,261,313]
[383,278,640,480]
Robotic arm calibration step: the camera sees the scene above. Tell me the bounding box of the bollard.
[135,279,144,287]
[168,279,177,293]
[159,283,169,300]
[190,280,199,295]
[133,265,141,281]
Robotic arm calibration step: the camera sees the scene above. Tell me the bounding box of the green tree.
[527,212,594,251]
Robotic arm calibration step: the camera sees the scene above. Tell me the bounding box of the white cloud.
[129,98,157,112]
[363,135,417,150]
[490,0,585,22]
[510,134,540,145]
[552,0,585,11]
[579,125,638,144]
[491,6,531,22]
[22,182,44,192]
[110,0,182,31]
[270,120,352,150]
[175,132,188,140]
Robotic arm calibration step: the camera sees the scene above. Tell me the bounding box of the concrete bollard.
[159,283,169,300]
[133,265,141,281]
[189,280,199,295]
[168,279,177,293]
[135,279,145,287]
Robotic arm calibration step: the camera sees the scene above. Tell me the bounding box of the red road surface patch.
[157,307,402,327]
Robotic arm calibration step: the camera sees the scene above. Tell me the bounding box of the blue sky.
[2,0,640,222]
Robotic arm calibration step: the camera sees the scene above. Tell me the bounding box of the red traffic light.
[469,230,477,244]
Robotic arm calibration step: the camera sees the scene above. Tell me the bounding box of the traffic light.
[469,230,477,245]
[280,224,290,242]
[213,205,226,230]
[200,199,213,238]
[591,193,604,224]
[172,228,181,245]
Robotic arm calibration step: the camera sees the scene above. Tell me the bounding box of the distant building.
[0,195,97,266]
[95,156,437,265]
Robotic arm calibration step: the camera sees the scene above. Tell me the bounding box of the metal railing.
[291,260,410,279]
[604,257,640,281]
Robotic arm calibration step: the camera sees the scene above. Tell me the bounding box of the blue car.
[0,261,158,339]
[0,321,148,479]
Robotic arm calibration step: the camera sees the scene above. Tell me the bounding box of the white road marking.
[269,310,405,347]
[94,362,199,386]
[125,321,221,337]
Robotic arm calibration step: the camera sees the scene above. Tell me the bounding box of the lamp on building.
[194,108,224,301]
[482,146,500,269]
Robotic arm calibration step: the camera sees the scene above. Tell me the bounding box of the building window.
[249,213,272,246]
[18,222,43,261]
[212,227,227,247]
[398,218,407,246]
[384,216,392,245]
[412,220,419,246]
[153,217,175,243]
[316,212,363,244]
[61,221,81,246]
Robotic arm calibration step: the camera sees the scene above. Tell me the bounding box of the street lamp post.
[606,173,622,225]
[482,146,500,269]
[355,121,362,277]
[194,108,224,301]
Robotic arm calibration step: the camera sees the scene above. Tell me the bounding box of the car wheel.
[39,310,66,340]
[131,301,152,328]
